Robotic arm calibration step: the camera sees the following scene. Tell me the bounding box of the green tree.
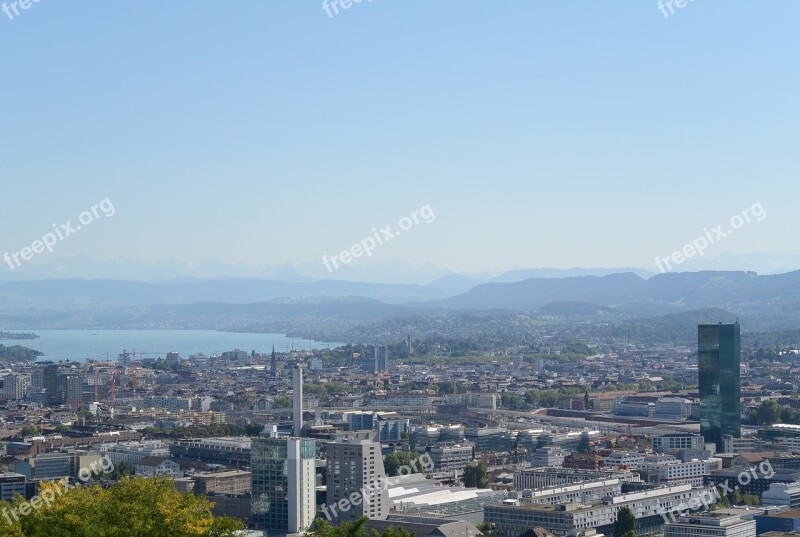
[19,425,39,437]
[577,431,591,454]
[384,452,422,477]
[272,396,293,409]
[712,494,731,510]
[613,507,637,537]
[0,477,243,536]
[463,461,489,488]
[731,487,744,505]
[756,400,782,425]
[476,522,493,536]
[501,394,521,410]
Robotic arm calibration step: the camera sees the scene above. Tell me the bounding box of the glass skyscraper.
[251,437,316,533]
[699,323,741,451]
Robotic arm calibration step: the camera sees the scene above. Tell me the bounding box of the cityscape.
[2,2,800,537]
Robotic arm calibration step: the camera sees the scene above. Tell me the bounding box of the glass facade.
[251,438,315,532]
[699,323,741,451]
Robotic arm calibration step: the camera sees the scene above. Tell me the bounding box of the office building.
[762,483,800,508]
[652,434,706,453]
[699,323,742,451]
[427,442,474,473]
[665,512,756,537]
[325,433,389,523]
[754,509,800,534]
[251,437,316,534]
[374,345,388,373]
[486,483,717,537]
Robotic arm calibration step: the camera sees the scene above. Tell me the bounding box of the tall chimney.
[293,366,303,436]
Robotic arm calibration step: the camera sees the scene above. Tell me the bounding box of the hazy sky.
[1,1,797,275]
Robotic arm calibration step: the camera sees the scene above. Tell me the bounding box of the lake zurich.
[8,330,341,362]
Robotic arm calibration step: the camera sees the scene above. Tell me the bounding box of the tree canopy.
[0,477,243,536]
[613,506,637,537]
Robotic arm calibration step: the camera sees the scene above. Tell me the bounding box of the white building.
[762,482,800,508]
[604,451,645,469]
[665,512,756,537]
[0,372,30,402]
[325,433,389,522]
[135,457,183,478]
[101,440,170,466]
[639,455,718,487]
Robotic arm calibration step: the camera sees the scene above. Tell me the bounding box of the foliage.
[756,400,782,425]
[304,382,349,396]
[577,431,591,453]
[463,461,489,488]
[384,451,423,477]
[613,507,637,537]
[476,522,493,536]
[712,494,731,510]
[272,396,293,409]
[143,423,263,439]
[0,477,243,536]
[501,393,522,410]
[20,425,39,437]
[525,389,560,408]
[0,344,43,362]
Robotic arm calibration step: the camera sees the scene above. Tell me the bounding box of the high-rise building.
[251,437,316,534]
[374,345,388,373]
[293,366,303,436]
[325,433,389,523]
[699,323,741,451]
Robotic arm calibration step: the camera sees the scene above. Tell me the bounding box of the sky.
[0,1,798,277]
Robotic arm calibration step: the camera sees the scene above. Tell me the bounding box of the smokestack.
[293,366,303,436]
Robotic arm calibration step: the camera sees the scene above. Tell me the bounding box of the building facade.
[699,323,742,451]
[251,437,316,534]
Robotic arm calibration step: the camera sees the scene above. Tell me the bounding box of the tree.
[731,487,744,505]
[712,494,731,510]
[20,425,39,437]
[272,396,293,409]
[0,477,243,536]
[463,461,489,489]
[476,522,493,536]
[501,394,521,410]
[577,431,591,454]
[756,400,782,425]
[384,452,422,477]
[621,531,637,537]
[613,507,637,537]
[0,344,43,362]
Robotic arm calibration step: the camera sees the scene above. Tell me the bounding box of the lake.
[5,330,341,362]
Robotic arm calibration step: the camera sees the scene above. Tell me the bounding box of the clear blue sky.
[1,1,797,274]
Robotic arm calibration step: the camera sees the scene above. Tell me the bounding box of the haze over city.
[1,3,799,537]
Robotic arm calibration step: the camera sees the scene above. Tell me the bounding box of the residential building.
[135,457,183,478]
[325,434,389,523]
